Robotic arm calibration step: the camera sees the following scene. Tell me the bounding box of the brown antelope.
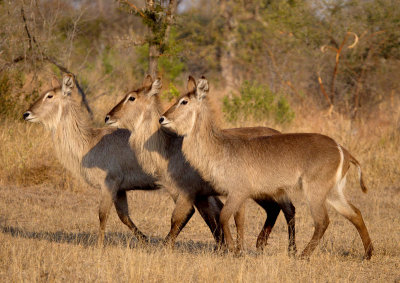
[160,76,373,259]
[22,74,226,246]
[106,75,296,254]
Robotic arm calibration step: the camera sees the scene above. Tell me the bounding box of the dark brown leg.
[164,194,195,247]
[194,196,224,246]
[114,190,148,241]
[255,199,281,250]
[234,203,245,251]
[280,200,297,257]
[300,202,329,259]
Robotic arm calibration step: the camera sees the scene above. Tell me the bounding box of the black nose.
[23,112,30,120]
[105,115,110,123]
[159,117,164,124]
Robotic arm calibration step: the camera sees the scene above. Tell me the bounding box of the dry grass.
[1,95,400,282]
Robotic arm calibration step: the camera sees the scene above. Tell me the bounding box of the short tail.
[349,153,367,193]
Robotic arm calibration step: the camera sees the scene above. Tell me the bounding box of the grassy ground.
[0,95,399,282]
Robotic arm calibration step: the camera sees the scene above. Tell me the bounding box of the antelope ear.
[62,74,74,96]
[142,75,153,90]
[147,77,162,97]
[187,76,196,93]
[196,76,209,100]
[51,76,60,89]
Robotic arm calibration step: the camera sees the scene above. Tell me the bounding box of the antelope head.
[105,75,162,129]
[160,76,209,136]
[23,74,76,130]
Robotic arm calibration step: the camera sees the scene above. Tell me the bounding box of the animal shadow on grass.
[0,224,216,254]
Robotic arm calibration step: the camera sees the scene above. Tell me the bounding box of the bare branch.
[1,5,94,117]
[21,7,33,51]
[164,0,178,42]
[43,56,93,117]
[320,32,359,105]
[1,53,92,117]
[265,46,302,101]
[0,56,25,73]
[318,76,333,107]
[117,0,145,18]
[66,9,86,69]
[113,34,146,48]
[352,35,386,118]
[347,32,359,49]
[146,0,154,9]
[320,45,338,53]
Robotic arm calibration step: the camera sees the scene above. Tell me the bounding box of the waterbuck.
[106,75,296,253]
[22,74,226,246]
[160,76,373,259]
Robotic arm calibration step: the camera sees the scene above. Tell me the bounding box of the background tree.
[117,0,180,79]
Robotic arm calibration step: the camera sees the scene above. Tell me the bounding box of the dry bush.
[0,120,87,191]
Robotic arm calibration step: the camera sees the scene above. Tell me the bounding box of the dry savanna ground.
[0,93,400,282]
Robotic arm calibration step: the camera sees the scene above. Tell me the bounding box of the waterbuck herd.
[23,73,373,260]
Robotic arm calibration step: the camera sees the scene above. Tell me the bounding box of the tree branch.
[43,56,93,117]
[318,76,333,108]
[320,32,359,105]
[352,35,386,118]
[265,46,302,101]
[21,7,33,50]
[0,6,93,117]
[0,56,25,73]
[117,0,145,18]
[164,0,178,42]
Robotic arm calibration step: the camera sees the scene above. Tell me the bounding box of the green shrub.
[134,28,185,81]
[276,96,295,124]
[159,28,185,81]
[102,47,114,75]
[161,82,180,102]
[134,44,150,77]
[222,81,295,124]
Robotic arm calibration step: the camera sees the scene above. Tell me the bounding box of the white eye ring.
[180,99,188,105]
[43,92,53,101]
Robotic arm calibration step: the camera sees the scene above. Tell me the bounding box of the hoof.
[162,238,175,249]
[298,253,310,261]
[363,245,373,260]
[136,234,150,243]
[288,247,297,258]
[214,244,229,255]
[234,249,245,257]
[363,252,373,261]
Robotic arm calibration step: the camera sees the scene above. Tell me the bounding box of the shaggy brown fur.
[161,76,373,259]
[106,75,296,252]
[23,74,224,246]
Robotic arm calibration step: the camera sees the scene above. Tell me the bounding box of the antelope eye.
[47,95,53,99]
[180,100,188,105]
[129,96,135,101]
